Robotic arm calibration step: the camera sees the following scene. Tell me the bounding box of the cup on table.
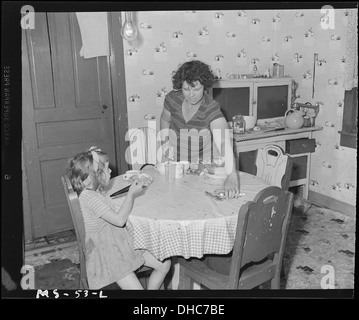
[165,162,176,183]
[123,170,140,180]
[155,162,166,175]
[175,163,184,178]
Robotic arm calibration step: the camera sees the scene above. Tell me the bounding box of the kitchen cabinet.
[211,77,292,123]
[233,126,322,199]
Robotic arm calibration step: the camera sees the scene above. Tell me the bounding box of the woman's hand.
[215,171,240,199]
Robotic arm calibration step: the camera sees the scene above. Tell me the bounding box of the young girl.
[66,146,171,290]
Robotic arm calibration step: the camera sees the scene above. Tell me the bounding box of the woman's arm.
[210,117,240,198]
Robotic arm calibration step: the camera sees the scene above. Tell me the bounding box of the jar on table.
[233,115,246,134]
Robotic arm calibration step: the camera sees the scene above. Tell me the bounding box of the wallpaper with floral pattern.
[121,8,357,207]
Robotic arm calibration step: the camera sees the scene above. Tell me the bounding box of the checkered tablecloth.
[108,167,270,261]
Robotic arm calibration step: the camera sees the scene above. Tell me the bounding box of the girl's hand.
[128,180,145,198]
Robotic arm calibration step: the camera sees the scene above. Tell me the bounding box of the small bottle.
[252,65,260,78]
[233,115,246,134]
[264,67,271,78]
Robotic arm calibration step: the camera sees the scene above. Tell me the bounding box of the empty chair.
[255,144,293,191]
[177,186,294,290]
[255,145,293,278]
[61,174,152,289]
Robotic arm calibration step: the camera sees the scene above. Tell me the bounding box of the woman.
[160,60,240,199]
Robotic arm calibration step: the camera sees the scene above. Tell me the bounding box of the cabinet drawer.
[286,138,315,155]
[290,156,307,181]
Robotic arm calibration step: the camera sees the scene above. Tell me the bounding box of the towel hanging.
[76,12,110,59]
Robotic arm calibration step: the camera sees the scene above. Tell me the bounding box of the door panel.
[48,13,76,108]
[23,12,117,237]
[36,119,102,147]
[28,13,55,109]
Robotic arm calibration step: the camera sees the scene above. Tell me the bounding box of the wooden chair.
[61,174,89,289]
[255,145,293,278]
[61,175,153,290]
[255,145,293,191]
[177,186,294,289]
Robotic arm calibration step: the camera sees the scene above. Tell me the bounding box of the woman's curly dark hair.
[172,60,215,90]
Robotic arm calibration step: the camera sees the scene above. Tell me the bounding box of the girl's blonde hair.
[66,148,109,195]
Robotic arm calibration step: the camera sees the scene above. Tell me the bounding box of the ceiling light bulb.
[121,12,138,42]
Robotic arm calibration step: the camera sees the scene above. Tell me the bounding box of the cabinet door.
[211,80,253,122]
[237,150,257,174]
[290,156,308,180]
[213,86,251,122]
[253,80,291,120]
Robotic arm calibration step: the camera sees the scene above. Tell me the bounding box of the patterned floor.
[24,201,356,290]
[281,205,355,290]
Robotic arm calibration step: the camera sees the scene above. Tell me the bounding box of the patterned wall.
[121,9,357,206]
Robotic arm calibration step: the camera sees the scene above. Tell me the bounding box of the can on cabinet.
[233,115,246,134]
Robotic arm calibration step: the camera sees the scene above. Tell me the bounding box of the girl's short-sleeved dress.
[79,189,145,289]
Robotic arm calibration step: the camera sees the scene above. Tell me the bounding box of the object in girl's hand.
[110,185,131,198]
[129,173,153,187]
[123,170,140,180]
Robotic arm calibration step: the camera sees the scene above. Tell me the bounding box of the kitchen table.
[107,166,270,289]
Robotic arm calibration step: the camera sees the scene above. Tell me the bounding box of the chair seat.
[178,257,230,289]
[179,257,276,290]
[204,255,232,275]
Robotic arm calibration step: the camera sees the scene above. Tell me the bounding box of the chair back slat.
[255,145,292,190]
[61,174,88,289]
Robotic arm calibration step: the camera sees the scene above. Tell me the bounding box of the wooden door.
[22,12,117,237]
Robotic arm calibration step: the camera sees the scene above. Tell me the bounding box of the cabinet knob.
[252,100,257,105]
[102,105,108,110]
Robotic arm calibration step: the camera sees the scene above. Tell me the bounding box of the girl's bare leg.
[143,251,171,290]
[116,272,144,290]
